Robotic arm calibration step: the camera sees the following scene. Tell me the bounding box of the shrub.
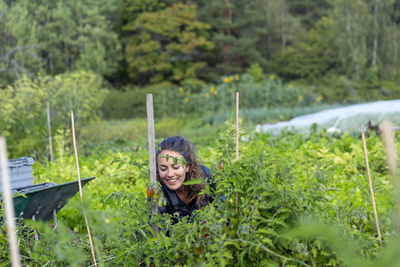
[0,71,106,159]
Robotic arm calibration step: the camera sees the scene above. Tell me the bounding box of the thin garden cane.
[235,92,239,212]
[70,111,97,266]
[235,92,239,161]
[360,126,382,246]
[146,94,158,236]
[47,101,54,162]
[380,119,400,231]
[0,137,21,267]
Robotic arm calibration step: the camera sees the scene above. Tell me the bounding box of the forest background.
[1,1,400,265]
[1,0,400,157]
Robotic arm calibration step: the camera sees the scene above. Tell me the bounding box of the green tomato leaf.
[183,178,202,185]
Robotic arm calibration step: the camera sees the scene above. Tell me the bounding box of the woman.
[156,136,215,222]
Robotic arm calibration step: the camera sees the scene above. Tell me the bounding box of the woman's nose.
[166,169,174,177]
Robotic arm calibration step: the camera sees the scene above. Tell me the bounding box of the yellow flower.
[213,91,218,95]
[179,87,184,93]
[269,75,274,80]
[298,95,303,102]
[209,87,215,93]
[224,76,233,84]
[205,93,210,97]
[316,95,323,102]
[235,75,239,80]
[184,98,189,103]
[288,83,292,88]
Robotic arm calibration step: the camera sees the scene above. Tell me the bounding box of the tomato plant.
[1,128,399,266]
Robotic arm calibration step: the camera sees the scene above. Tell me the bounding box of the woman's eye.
[173,165,180,170]
[160,168,167,172]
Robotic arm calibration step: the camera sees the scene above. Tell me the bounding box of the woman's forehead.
[158,150,184,159]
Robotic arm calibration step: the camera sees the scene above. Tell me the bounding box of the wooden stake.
[0,137,21,267]
[380,119,400,231]
[236,92,239,161]
[71,111,97,266]
[235,92,239,211]
[360,126,382,246]
[146,94,158,235]
[47,102,54,162]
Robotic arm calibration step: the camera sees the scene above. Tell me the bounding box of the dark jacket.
[158,165,215,223]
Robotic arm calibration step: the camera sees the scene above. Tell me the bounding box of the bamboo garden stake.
[70,110,97,266]
[236,92,239,161]
[146,94,158,235]
[380,119,400,231]
[0,137,21,267]
[235,92,239,211]
[47,101,54,161]
[360,126,382,246]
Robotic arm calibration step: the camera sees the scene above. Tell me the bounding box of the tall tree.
[273,17,340,81]
[113,0,166,85]
[328,0,400,80]
[329,0,370,80]
[123,3,213,85]
[366,0,400,79]
[2,0,121,80]
[196,0,302,78]
[0,1,15,83]
[275,0,400,83]
[0,0,36,83]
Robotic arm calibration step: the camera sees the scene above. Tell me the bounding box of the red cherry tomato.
[202,226,209,238]
[146,186,154,198]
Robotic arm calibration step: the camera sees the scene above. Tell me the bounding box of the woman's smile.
[165,178,179,184]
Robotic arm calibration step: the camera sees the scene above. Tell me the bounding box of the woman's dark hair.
[156,136,206,205]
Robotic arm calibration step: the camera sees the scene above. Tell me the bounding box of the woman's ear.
[185,165,190,173]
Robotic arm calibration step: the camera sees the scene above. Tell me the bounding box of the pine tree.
[123,2,213,85]
[196,0,302,78]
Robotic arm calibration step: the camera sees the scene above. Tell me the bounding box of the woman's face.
[157,150,189,191]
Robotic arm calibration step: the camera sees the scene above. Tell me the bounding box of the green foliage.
[100,73,320,124]
[246,63,264,83]
[310,73,400,103]
[0,71,106,159]
[286,0,332,30]
[121,0,165,25]
[3,0,121,79]
[2,126,399,265]
[101,82,174,119]
[2,0,400,97]
[197,0,302,78]
[160,74,305,124]
[124,3,213,85]
[2,0,400,103]
[273,17,340,81]
[330,0,370,81]
[0,0,16,84]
